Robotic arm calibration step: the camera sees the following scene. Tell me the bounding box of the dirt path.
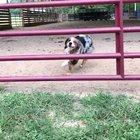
[0,21,140,98]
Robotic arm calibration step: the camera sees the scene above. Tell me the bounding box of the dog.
[62,34,94,73]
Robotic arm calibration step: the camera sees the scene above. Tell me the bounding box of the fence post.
[115,0,124,78]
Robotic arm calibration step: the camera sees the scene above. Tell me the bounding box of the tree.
[8,0,23,15]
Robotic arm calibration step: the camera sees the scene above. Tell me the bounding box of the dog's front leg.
[66,62,73,75]
[80,59,87,68]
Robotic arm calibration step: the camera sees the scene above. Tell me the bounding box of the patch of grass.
[0,92,140,140]
[0,85,5,92]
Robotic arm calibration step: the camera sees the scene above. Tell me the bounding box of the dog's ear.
[64,38,70,49]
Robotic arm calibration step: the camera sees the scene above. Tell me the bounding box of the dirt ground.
[0,21,140,98]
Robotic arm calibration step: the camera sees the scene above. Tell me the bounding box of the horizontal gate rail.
[124,27,140,33]
[0,53,121,61]
[0,75,140,82]
[0,0,139,10]
[0,0,120,9]
[0,27,140,37]
[124,53,140,58]
[125,75,140,80]
[0,0,140,82]
[0,75,124,82]
[0,27,121,37]
[0,53,140,62]
[123,0,140,3]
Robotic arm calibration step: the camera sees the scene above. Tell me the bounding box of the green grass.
[0,92,140,140]
[0,85,5,92]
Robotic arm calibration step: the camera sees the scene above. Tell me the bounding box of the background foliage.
[8,0,140,15]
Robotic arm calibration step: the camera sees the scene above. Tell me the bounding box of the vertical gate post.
[115,0,124,78]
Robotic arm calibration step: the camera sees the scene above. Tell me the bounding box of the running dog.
[62,34,94,73]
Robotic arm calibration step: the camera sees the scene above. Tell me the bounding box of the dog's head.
[64,37,81,54]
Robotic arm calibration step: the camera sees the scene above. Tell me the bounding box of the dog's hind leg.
[80,59,87,68]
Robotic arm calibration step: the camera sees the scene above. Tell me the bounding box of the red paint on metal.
[0,27,139,37]
[0,53,121,61]
[124,27,140,33]
[115,0,124,78]
[0,75,123,82]
[0,27,121,37]
[0,0,120,9]
[0,53,140,62]
[0,0,139,82]
[123,0,140,3]
[0,75,140,82]
[124,53,140,58]
[124,75,140,80]
[0,0,139,10]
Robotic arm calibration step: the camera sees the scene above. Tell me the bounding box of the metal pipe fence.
[0,0,140,82]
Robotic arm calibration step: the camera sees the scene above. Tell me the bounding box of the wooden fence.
[0,9,12,30]
[11,14,23,27]
[22,9,59,27]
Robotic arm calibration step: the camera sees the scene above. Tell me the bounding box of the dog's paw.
[62,72,72,76]
[66,72,72,76]
[61,60,69,67]
[80,64,83,68]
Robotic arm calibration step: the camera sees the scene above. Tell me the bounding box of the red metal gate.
[0,0,140,82]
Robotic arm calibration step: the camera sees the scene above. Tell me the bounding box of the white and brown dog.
[62,34,94,73]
